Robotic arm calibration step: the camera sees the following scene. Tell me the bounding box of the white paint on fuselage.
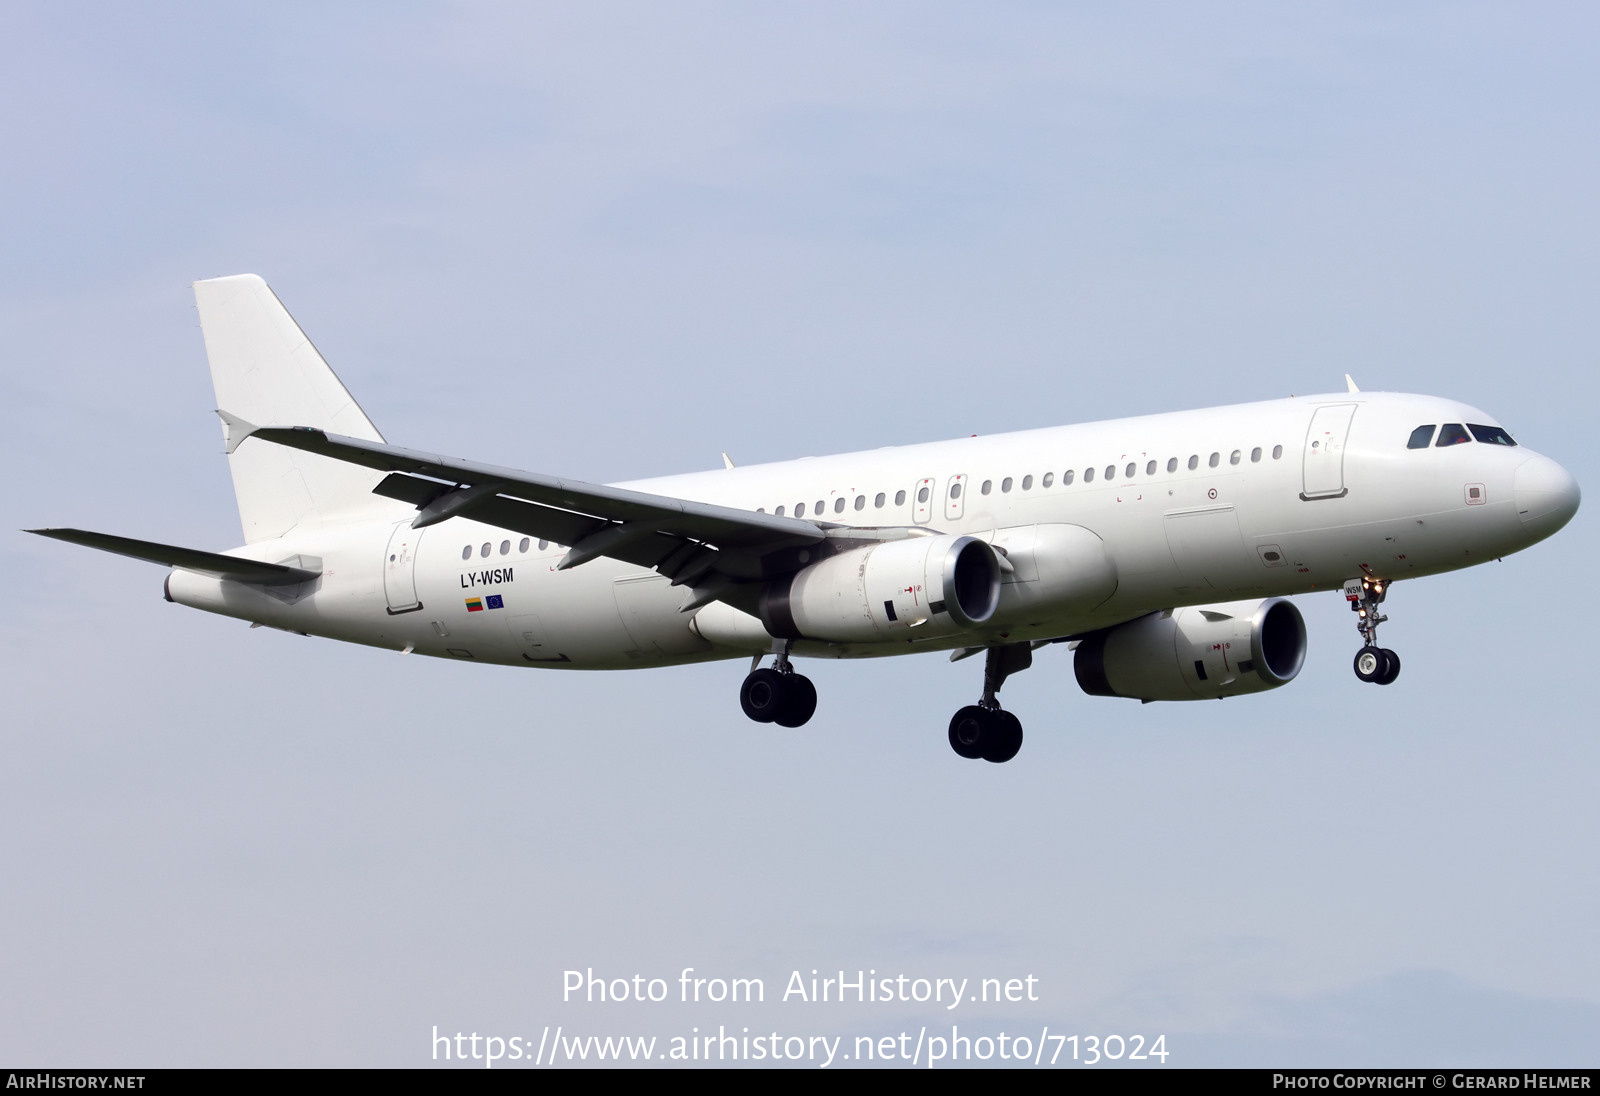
[164,391,1570,670]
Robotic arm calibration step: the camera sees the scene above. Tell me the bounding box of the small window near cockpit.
[1468,424,1517,446]
[1436,424,1471,447]
[1407,425,1436,449]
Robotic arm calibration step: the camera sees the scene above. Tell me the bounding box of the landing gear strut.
[1345,577,1401,686]
[739,639,817,727]
[948,644,1030,763]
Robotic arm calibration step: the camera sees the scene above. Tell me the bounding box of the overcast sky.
[3,2,1597,1068]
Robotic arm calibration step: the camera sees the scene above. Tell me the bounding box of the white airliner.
[32,275,1581,763]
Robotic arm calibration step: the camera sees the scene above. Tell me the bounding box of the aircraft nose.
[1514,454,1580,540]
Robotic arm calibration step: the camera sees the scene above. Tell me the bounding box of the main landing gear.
[948,644,1031,764]
[739,639,817,728]
[1345,577,1401,686]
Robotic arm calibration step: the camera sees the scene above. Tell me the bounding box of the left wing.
[245,425,844,613]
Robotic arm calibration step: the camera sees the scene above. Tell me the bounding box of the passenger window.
[1229,450,1241,465]
[949,483,962,499]
[775,505,785,516]
[480,543,491,558]
[1188,455,1199,470]
[461,545,471,561]
[1208,452,1220,468]
[1042,472,1054,488]
[519,538,530,553]
[538,539,549,551]
[834,497,845,513]
[855,495,866,510]
[795,502,806,517]
[1104,465,1115,480]
[1122,463,1133,478]
[1407,425,1436,449]
[1272,444,1283,459]
[500,540,510,555]
[1001,477,1013,493]
[1167,457,1177,473]
[1063,469,1075,485]
[1021,475,1033,490]
[815,499,825,513]
[1468,424,1517,446]
[1251,447,1261,463]
[915,487,928,504]
[1084,467,1095,483]
[895,490,906,506]
[1436,424,1471,447]
[1145,460,1156,475]
[874,493,885,508]
[981,480,992,495]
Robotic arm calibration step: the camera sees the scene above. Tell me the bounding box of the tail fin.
[194,274,409,543]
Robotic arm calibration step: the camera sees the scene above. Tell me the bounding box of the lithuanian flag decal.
[465,597,484,612]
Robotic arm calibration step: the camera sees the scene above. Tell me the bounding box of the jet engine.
[1074,597,1307,701]
[759,534,1001,643]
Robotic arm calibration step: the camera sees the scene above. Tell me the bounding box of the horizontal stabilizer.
[27,528,320,586]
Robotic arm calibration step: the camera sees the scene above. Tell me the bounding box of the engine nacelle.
[760,534,1001,643]
[1074,597,1307,701]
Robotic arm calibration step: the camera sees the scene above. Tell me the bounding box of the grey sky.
[3,2,1596,1067]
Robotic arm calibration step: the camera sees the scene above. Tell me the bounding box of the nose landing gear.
[947,643,1030,763]
[1346,577,1401,685]
[739,639,817,727]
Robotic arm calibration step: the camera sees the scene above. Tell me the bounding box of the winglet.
[722,452,736,470]
[216,409,258,455]
[1345,374,1360,394]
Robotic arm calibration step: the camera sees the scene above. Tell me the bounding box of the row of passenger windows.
[463,537,545,559]
[453,440,1291,552]
[757,444,1285,517]
[1406,423,1517,449]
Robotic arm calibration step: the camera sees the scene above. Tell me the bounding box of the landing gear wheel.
[981,710,1023,764]
[1353,645,1386,683]
[740,667,786,723]
[1375,648,1401,686]
[773,674,817,727]
[948,706,987,759]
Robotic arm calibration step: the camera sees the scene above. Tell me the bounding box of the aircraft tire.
[981,710,1024,764]
[740,668,787,723]
[1375,648,1401,685]
[1353,646,1386,683]
[948,706,987,759]
[773,674,818,727]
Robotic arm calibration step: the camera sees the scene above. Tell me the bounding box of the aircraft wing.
[27,528,320,586]
[245,425,830,609]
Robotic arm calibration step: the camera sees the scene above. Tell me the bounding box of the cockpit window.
[1467,423,1517,446]
[1407,425,1436,449]
[1436,423,1471,446]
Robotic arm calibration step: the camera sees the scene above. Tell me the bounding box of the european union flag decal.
[485,594,504,610]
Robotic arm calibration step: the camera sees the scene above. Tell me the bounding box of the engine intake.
[1074,597,1307,701]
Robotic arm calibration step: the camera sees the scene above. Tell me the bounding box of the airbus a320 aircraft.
[33,276,1580,763]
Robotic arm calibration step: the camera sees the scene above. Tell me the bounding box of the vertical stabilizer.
[194,274,409,543]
